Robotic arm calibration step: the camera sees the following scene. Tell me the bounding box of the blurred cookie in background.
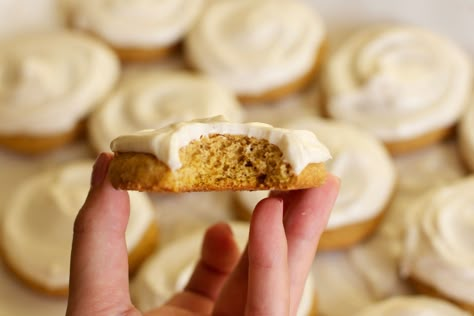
[0,161,157,296]
[323,25,473,154]
[0,31,119,154]
[235,117,396,250]
[67,0,205,62]
[88,70,243,153]
[186,0,327,103]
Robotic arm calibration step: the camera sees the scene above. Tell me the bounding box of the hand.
[66,153,339,316]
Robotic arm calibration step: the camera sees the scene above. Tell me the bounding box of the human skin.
[66,153,340,316]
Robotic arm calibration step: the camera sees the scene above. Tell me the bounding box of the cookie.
[109,116,331,192]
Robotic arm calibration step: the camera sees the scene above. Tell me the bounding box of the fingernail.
[218,222,234,236]
[91,153,108,187]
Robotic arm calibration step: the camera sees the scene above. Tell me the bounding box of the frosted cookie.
[235,118,396,249]
[400,177,474,313]
[348,141,467,300]
[0,161,157,296]
[68,0,204,62]
[459,99,474,171]
[131,222,318,316]
[109,116,331,192]
[0,31,119,154]
[354,296,470,316]
[88,71,243,153]
[323,25,473,154]
[185,0,326,103]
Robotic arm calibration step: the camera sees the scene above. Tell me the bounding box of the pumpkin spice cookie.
[323,25,473,154]
[0,161,157,296]
[68,0,204,62]
[185,0,327,103]
[0,31,119,154]
[109,116,331,192]
[235,117,396,250]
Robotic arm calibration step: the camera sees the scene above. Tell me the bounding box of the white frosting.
[131,222,316,316]
[459,100,474,171]
[325,25,473,141]
[0,31,119,135]
[235,118,395,229]
[354,296,470,316]
[110,116,331,175]
[186,0,326,95]
[400,177,474,304]
[70,0,204,48]
[0,161,155,290]
[89,71,243,153]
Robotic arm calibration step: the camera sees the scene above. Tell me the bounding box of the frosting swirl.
[400,177,474,304]
[0,161,155,290]
[186,0,326,95]
[236,118,395,229]
[354,296,470,316]
[110,116,332,174]
[0,31,119,135]
[89,71,243,153]
[325,25,472,141]
[70,0,204,48]
[131,222,316,316]
[459,100,474,171]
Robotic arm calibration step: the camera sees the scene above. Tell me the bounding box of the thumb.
[66,153,139,316]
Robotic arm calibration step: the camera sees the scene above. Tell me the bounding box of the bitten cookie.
[323,25,473,154]
[0,31,119,154]
[235,117,396,250]
[0,161,158,296]
[185,0,326,103]
[109,116,331,192]
[131,221,318,316]
[400,177,474,313]
[68,0,204,62]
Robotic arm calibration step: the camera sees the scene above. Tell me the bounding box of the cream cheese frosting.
[131,222,316,316]
[0,31,119,135]
[353,296,470,316]
[89,71,243,153]
[400,176,474,304]
[235,117,395,229]
[459,99,474,171]
[0,161,155,290]
[324,25,473,141]
[70,0,204,48]
[186,0,326,95]
[110,116,332,175]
